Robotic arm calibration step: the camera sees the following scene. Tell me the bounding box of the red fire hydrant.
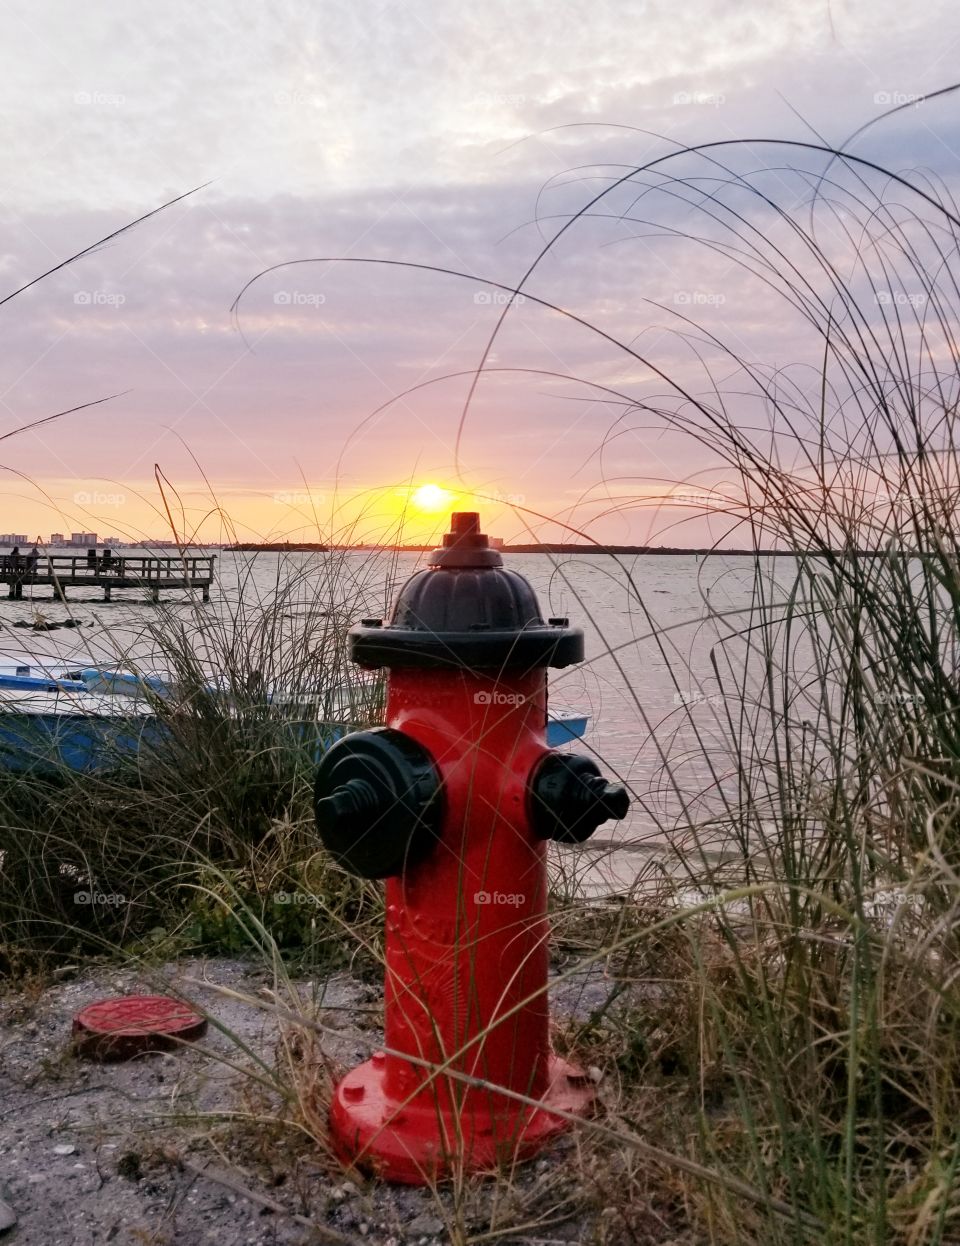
[314,512,628,1183]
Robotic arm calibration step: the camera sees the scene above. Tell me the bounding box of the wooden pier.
[0,553,217,602]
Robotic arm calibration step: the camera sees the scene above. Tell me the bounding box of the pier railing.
[0,553,217,601]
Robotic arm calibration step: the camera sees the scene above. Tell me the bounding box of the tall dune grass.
[523,138,960,1244]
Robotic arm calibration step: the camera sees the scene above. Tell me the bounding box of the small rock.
[53,1144,76,1156]
[0,1198,16,1234]
[407,1213,444,1236]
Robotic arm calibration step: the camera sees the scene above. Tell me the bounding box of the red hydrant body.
[314,514,628,1183]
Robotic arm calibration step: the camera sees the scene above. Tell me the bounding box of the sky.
[1,0,959,546]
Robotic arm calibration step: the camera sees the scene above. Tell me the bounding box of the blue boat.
[545,707,591,745]
[0,666,590,774]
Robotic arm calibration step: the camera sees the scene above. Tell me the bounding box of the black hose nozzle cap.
[314,727,443,878]
[529,752,630,844]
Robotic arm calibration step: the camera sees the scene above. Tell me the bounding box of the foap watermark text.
[474,690,527,706]
[474,890,525,907]
[74,890,126,907]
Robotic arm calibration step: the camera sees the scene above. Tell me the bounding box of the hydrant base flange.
[329,1053,595,1185]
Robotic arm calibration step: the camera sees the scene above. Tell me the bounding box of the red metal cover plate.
[72,994,208,1061]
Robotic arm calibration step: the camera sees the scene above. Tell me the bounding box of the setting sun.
[410,483,454,513]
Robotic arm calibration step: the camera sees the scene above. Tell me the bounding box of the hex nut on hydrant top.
[313,511,629,1183]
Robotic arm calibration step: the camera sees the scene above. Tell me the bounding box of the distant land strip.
[225,541,803,555]
[227,542,331,552]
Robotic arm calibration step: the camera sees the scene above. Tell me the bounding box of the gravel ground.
[0,958,613,1246]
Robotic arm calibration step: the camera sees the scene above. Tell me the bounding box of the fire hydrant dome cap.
[351,567,583,671]
[351,512,583,671]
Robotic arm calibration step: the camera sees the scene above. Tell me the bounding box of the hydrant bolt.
[325,777,380,821]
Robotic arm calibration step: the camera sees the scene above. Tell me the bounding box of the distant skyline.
[2,0,959,545]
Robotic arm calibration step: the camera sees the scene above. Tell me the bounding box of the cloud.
[0,0,958,541]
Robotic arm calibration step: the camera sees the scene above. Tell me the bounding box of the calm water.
[0,549,802,863]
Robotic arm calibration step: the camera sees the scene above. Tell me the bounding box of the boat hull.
[0,709,165,774]
[0,676,588,775]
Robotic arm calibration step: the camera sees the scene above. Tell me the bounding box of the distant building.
[489,536,505,549]
[49,533,65,546]
[0,534,28,545]
[69,532,97,547]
